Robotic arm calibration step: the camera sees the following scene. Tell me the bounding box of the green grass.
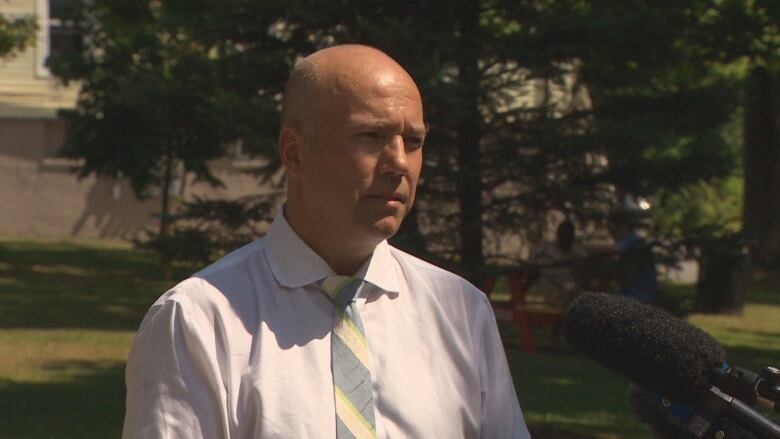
[0,239,778,438]
[505,278,780,438]
[0,239,190,438]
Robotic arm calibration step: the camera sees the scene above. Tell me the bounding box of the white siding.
[0,0,79,119]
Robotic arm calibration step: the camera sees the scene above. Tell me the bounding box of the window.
[36,0,81,77]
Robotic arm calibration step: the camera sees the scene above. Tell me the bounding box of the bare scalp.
[281,45,420,132]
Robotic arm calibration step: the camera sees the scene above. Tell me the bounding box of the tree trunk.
[742,66,780,269]
[454,2,485,284]
[160,147,174,278]
[696,245,750,314]
[159,148,173,238]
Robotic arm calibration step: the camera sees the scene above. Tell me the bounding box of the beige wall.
[0,0,81,119]
[0,118,275,240]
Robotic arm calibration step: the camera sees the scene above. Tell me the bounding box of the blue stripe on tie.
[334,278,362,306]
[320,276,376,438]
[336,417,357,439]
[332,328,375,424]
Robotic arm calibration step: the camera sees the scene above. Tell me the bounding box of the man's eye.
[404,137,424,149]
[357,132,382,140]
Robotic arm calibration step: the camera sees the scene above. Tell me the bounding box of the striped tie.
[320,276,377,439]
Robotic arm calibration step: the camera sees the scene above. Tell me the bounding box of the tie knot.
[320,276,362,307]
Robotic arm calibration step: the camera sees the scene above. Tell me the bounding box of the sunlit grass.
[0,329,134,383]
[0,239,191,438]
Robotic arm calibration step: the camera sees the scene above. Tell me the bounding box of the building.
[0,0,266,240]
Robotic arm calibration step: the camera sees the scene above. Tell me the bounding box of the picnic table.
[482,268,565,353]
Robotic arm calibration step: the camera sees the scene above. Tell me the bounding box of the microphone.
[563,292,780,438]
[563,291,725,402]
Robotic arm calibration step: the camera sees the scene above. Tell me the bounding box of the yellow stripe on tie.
[319,276,377,438]
[335,386,376,439]
[333,320,371,369]
[342,315,367,347]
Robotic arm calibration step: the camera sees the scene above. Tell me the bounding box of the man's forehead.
[343,92,425,125]
[347,112,427,130]
[330,70,420,99]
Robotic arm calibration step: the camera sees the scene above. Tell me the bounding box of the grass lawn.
[1,239,779,438]
[0,239,171,438]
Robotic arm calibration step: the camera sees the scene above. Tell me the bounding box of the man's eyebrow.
[407,122,428,137]
[347,118,388,128]
[349,119,428,135]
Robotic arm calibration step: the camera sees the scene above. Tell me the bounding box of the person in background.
[589,212,658,304]
[531,219,588,309]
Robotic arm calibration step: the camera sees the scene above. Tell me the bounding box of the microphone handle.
[691,386,780,439]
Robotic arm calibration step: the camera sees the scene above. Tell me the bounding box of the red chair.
[482,270,565,353]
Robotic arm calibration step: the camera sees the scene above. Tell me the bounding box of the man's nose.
[379,135,410,175]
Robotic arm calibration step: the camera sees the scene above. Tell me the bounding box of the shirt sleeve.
[123,297,231,439]
[475,297,532,439]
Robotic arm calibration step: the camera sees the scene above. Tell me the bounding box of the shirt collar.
[357,240,402,294]
[264,207,402,294]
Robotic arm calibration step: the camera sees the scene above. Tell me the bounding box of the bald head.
[277,44,426,274]
[281,45,421,131]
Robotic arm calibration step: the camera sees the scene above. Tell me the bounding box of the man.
[123,44,530,438]
[531,220,587,309]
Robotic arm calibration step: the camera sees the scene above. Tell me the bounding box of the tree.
[293,0,739,283]
[49,0,318,273]
[50,1,295,235]
[691,0,780,269]
[52,1,744,285]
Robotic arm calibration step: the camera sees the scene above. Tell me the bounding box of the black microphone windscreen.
[563,292,726,402]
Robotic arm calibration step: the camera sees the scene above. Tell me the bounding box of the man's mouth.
[368,193,407,204]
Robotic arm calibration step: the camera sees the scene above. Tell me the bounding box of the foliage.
[652,176,743,238]
[691,0,780,67]
[292,0,740,280]
[49,1,294,193]
[0,13,36,58]
[50,1,750,279]
[135,195,279,265]
[47,0,303,242]
[690,0,780,268]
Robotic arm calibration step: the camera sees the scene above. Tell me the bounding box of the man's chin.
[368,217,403,241]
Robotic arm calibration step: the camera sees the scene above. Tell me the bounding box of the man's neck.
[283,204,376,275]
[319,246,372,276]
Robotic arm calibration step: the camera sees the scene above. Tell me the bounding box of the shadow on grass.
[528,424,598,439]
[0,361,126,439]
[0,241,195,330]
[745,287,780,307]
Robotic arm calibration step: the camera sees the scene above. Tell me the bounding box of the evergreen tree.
[300,0,739,282]
[49,1,302,238]
[51,1,744,283]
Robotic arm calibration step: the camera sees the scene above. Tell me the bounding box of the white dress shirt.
[123,210,530,438]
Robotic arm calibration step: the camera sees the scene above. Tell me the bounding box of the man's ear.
[279,127,304,177]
